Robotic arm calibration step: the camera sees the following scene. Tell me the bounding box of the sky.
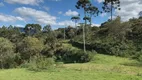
[0,0,142,29]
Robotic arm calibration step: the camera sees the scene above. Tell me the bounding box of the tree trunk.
[90,16,92,27]
[0,54,3,69]
[1,60,3,69]
[111,1,113,21]
[75,21,77,36]
[89,16,92,33]
[64,27,66,40]
[83,9,86,53]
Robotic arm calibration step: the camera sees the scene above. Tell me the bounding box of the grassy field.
[0,41,142,80]
[0,54,142,80]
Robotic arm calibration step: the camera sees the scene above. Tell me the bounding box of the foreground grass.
[0,40,142,80]
[0,54,142,80]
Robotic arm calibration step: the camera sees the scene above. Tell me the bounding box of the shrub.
[55,47,93,63]
[138,55,142,62]
[131,51,142,61]
[36,57,55,70]
[22,56,55,71]
[41,46,54,57]
[17,37,44,61]
[0,37,16,69]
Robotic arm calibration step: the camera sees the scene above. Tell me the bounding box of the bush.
[3,55,17,69]
[41,46,54,57]
[55,47,93,63]
[55,62,64,68]
[0,37,16,69]
[35,57,55,70]
[21,56,55,71]
[17,37,44,61]
[133,51,142,62]
[138,55,142,62]
[71,40,136,58]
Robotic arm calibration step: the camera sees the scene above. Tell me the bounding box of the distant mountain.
[139,11,142,17]
[15,27,25,33]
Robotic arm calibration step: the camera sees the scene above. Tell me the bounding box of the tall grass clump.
[21,56,55,71]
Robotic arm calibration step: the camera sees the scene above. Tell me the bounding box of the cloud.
[48,0,62,2]
[65,10,79,16]
[97,0,142,21]
[77,23,100,27]
[13,24,24,27]
[14,7,57,25]
[57,20,75,27]
[114,0,142,21]
[0,13,24,22]
[58,11,62,14]
[91,23,100,27]
[4,0,43,5]
[96,0,104,3]
[0,2,4,7]
[100,13,107,17]
[108,16,117,20]
[139,11,142,16]
[43,6,50,11]
[14,7,77,27]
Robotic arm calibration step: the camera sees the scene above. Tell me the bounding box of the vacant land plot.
[0,53,142,80]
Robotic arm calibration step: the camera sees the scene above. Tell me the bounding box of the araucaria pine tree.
[102,0,121,21]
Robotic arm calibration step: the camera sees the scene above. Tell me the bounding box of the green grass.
[0,67,141,80]
[0,41,142,80]
[0,54,142,80]
[61,40,81,50]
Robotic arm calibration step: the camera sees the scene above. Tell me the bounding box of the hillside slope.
[0,41,142,80]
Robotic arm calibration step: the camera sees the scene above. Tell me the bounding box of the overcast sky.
[0,0,141,29]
